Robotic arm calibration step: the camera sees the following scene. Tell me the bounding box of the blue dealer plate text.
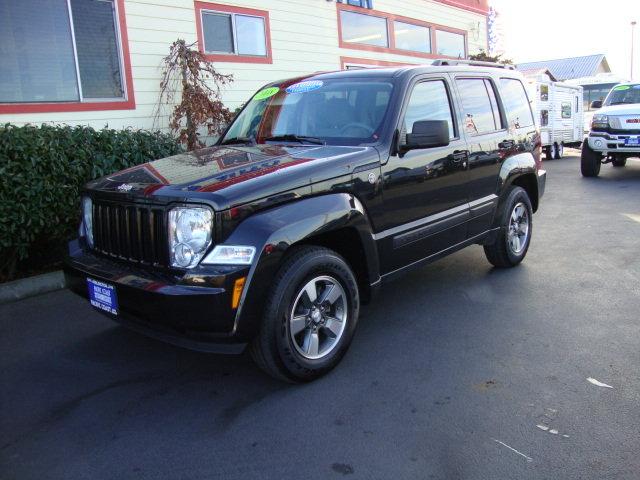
[87,278,119,315]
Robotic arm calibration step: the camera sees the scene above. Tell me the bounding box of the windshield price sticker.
[613,85,630,91]
[254,87,280,100]
[285,80,323,94]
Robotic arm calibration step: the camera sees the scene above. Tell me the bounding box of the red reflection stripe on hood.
[197,158,312,193]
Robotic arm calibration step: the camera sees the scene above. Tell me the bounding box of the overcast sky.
[491,0,638,80]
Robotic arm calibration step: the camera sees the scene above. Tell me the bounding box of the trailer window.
[540,110,548,126]
[540,84,549,101]
[561,102,571,119]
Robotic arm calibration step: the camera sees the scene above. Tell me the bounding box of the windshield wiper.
[264,134,326,145]
[220,135,256,146]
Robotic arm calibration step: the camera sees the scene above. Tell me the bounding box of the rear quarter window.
[499,78,534,129]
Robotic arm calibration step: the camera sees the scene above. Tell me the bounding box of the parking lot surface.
[2,153,640,480]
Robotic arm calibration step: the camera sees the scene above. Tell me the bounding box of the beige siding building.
[1,0,488,131]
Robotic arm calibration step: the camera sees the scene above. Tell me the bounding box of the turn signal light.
[231,277,246,309]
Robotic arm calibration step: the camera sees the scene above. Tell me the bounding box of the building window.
[195,2,271,63]
[340,11,388,47]
[394,21,430,53]
[436,30,465,58]
[337,4,467,60]
[1,0,128,104]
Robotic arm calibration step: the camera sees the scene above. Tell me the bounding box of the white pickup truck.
[581,83,640,177]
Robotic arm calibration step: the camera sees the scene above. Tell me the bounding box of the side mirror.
[590,100,602,109]
[401,120,450,152]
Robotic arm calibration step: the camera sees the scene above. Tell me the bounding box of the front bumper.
[588,132,640,154]
[64,240,250,354]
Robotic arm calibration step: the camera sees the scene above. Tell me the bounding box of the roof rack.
[431,59,516,70]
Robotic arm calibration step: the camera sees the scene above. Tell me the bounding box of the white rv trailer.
[525,73,584,159]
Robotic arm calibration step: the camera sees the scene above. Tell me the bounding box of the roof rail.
[431,59,516,70]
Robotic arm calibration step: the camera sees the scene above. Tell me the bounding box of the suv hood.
[596,103,640,116]
[86,144,379,210]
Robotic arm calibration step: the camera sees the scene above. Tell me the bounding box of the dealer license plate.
[624,136,639,146]
[87,278,119,315]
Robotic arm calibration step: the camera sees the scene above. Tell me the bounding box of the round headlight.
[173,242,195,267]
[176,209,211,252]
[168,206,213,268]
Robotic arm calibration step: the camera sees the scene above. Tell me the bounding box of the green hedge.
[0,123,182,281]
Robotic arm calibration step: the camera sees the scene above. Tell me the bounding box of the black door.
[453,76,507,236]
[376,77,470,274]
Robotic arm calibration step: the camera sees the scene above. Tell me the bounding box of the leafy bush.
[0,123,182,281]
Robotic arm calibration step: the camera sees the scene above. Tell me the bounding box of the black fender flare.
[225,193,379,339]
[492,153,540,228]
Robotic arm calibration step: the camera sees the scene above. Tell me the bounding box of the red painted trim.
[432,0,489,15]
[194,1,272,64]
[337,3,468,60]
[339,56,415,69]
[0,0,135,115]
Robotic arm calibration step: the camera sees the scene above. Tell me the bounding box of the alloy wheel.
[289,275,348,360]
[507,202,530,254]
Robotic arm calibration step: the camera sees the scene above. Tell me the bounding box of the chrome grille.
[92,200,168,266]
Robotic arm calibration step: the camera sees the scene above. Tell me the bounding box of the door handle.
[450,150,469,162]
[498,139,515,149]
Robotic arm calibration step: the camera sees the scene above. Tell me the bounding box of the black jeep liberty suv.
[65,60,546,382]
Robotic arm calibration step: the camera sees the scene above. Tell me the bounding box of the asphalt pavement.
[2,152,640,480]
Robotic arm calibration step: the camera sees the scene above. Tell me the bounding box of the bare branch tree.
[156,40,234,150]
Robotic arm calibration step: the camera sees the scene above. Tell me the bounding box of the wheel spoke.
[513,235,521,252]
[290,315,307,336]
[511,209,518,222]
[302,331,320,357]
[323,317,342,338]
[319,283,342,306]
[303,281,318,305]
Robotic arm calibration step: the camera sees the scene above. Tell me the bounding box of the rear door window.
[499,78,535,129]
[403,80,456,140]
[455,78,502,135]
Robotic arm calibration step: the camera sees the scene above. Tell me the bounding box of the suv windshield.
[221,78,394,146]
[604,84,640,106]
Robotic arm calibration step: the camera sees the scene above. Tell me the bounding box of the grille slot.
[92,200,168,266]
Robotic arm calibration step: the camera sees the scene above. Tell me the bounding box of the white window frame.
[199,9,267,57]
[65,0,128,103]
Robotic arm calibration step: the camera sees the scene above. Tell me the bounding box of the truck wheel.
[483,186,533,268]
[546,144,556,160]
[581,141,601,177]
[250,246,360,383]
[554,143,564,159]
[612,157,627,167]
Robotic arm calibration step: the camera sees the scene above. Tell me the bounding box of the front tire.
[484,186,533,268]
[581,141,601,177]
[250,246,360,383]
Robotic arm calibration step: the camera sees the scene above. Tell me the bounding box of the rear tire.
[554,143,564,159]
[581,141,601,177]
[484,186,533,268]
[250,246,360,383]
[546,144,556,160]
[612,157,627,167]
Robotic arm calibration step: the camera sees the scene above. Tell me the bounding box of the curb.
[0,270,66,305]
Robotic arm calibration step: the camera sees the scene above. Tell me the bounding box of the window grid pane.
[0,0,79,103]
[202,12,234,54]
[436,30,465,58]
[70,0,124,99]
[340,11,388,47]
[236,15,266,56]
[394,21,430,53]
